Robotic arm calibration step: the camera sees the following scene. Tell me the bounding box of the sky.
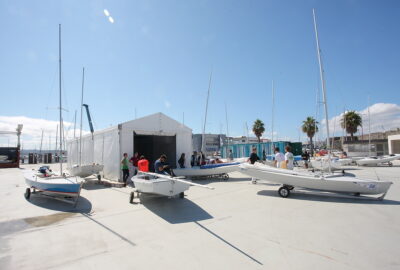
[1,0,400,149]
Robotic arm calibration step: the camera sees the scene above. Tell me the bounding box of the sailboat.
[24,25,84,206]
[130,171,214,202]
[239,9,392,199]
[67,67,103,179]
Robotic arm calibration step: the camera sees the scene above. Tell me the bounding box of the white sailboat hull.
[68,164,104,177]
[173,164,239,177]
[132,173,191,197]
[310,158,345,171]
[240,163,392,195]
[356,154,400,166]
[24,171,83,197]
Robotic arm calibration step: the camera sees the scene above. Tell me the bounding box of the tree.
[252,119,265,143]
[302,116,318,156]
[341,111,362,140]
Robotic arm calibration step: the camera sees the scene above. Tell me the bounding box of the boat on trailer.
[24,25,85,207]
[240,163,392,200]
[356,154,400,166]
[129,171,214,203]
[24,167,83,206]
[173,162,240,180]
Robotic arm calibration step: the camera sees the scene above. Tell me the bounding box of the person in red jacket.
[137,155,149,172]
[129,152,139,175]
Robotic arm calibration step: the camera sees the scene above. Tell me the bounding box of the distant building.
[192,134,226,156]
[388,134,400,154]
[324,129,400,157]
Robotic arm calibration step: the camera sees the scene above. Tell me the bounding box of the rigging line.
[44,65,59,121]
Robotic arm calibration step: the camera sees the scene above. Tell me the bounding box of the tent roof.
[120,112,192,132]
[67,112,191,142]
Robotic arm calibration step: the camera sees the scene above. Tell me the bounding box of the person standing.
[137,155,149,172]
[301,150,310,169]
[285,145,294,170]
[190,151,197,167]
[248,147,260,164]
[273,147,285,168]
[129,152,139,176]
[228,149,234,161]
[178,153,186,168]
[121,153,129,187]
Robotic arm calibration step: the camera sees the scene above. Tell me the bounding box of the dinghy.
[129,171,214,203]
[310,157,346,172]
[24,25,85,206]
[173,163,240,179]
[68,164,104,179]
[240,163,392,199]
[356,154,400,166]
[24,167,83,205]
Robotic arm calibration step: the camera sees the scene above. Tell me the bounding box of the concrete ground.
[0,162,399,270]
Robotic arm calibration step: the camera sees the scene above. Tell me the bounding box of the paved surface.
[0,163,400,270]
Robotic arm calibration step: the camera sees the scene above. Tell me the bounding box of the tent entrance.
[133,133,176,172]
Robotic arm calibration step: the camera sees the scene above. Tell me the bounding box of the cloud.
[164,100,171,109]
[108,16,114,23]
[0,116,89,149]
[103,9,110,17]
[324,103,400,136]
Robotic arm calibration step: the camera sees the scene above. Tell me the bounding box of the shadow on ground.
[25,195,92,213]
[139,195,213,224]
[257,189,400,205]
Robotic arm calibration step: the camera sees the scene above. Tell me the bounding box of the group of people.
[120,152,150,187]
[248,145,295,170]
[190,151,206,167]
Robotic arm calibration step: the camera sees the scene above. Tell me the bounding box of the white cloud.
[103,9,110,17]
[325,103,400,136]
[108,16,114,24]
[164,100,171,109]
[0,116,89,149]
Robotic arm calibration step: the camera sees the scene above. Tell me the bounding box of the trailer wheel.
[179,192,184,199]
[278,186,290,198]
[25,188,31,200]
[388,162,393,167]
[129,192,135,204]
[223,173,229,181]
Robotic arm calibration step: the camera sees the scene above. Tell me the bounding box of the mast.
[225,102,230,153]
[73,110,77,139]
[271,80,275,155]
[201,71,212,153]
[368,96,371,156]
[79,67,85,166]
[58,24,63,174]
[312,9,331,173]
[39,129,44,157]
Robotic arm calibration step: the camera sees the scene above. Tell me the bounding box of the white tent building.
[67,113,192,181]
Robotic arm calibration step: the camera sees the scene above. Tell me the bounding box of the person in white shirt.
[285,145,294,170]
[273,147,285,168]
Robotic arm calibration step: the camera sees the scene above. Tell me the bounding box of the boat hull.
[356,155,400,166]
[24,171,82,197]
[132,173,190,197]
[240,163,392,195]
[173,164,239,177]
[68,164,104,177]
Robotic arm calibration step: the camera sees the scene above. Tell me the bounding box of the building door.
[134,133,177,172]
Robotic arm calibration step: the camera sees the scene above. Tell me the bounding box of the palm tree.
[341,111,362,140]
[252,119,265,143]
[302,116,318,156]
